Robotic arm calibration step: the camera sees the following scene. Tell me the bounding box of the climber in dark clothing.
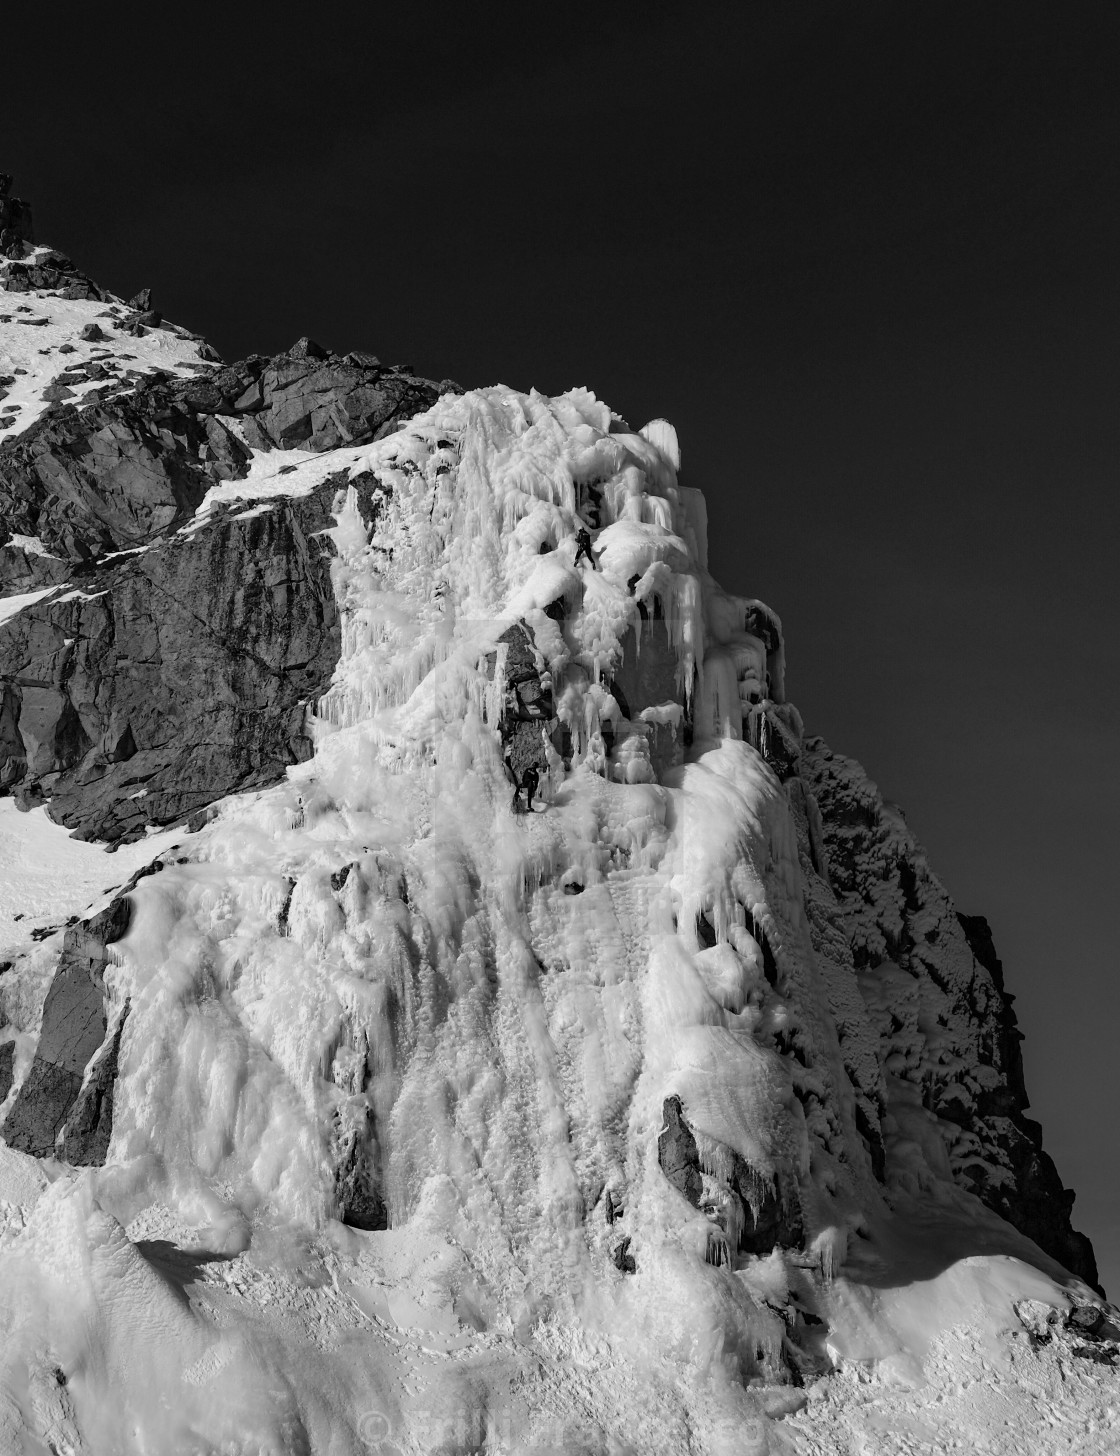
[520,764,540,812]
[573,526,597,570]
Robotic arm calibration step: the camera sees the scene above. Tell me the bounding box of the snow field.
[0,258,212,443]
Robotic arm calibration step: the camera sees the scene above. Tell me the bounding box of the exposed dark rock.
[0,1039,13,1104]
[758,706,801,782]
[58,1002,129,1165]
[729,1158,803,1257]
[3,261,104,299]
[127,289,152,311]
[0,537,68,594]
[0,386,248,573]
[657,1095,702,1207]
[1068,1304,1106,1337]
[40,383,75,403]
[612,1236,636,1274]
[494,621,556,785]
[971,1118,1100,1297]
[0,191,103,295]
[13,780,47,811]
[2,895,131,1158]
[0,484,344,842]
[118,860,166,896]
[657,1094,803,1259]
[222,353,446,454]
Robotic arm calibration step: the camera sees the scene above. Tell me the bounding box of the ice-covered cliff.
[0,188,1113,1455]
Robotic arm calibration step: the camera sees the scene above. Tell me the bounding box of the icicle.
[640,417,681,471]
[811,1226,849,1283]
[697,649,742,739]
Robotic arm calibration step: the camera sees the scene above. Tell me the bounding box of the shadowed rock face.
[0,385,247,570]
[3,896,131,1160]
[0,484,343,842]
[953,912,1099,1288]
[58,1004,128,1167]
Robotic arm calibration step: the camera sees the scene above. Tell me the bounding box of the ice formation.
[0,261,1114,1454]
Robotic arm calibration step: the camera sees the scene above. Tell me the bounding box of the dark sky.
[8,3,1119,1292]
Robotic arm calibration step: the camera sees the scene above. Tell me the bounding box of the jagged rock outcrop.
[954,911,1098,1287]
[2,249,107,301]
[0,173,33,258]
[3,895,131,1160]
[797,736,1100,1291]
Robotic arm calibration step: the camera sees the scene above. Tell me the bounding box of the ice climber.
[573,526,597,570]
[520,764,540,812]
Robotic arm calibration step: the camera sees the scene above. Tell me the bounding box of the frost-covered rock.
[798,737,1098,1290]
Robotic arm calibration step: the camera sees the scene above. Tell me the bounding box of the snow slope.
[0,249,211,444]
[0,306,1114,1451]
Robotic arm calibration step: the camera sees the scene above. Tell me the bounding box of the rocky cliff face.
[0,215,457,842]
[0,185,1105,1453]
